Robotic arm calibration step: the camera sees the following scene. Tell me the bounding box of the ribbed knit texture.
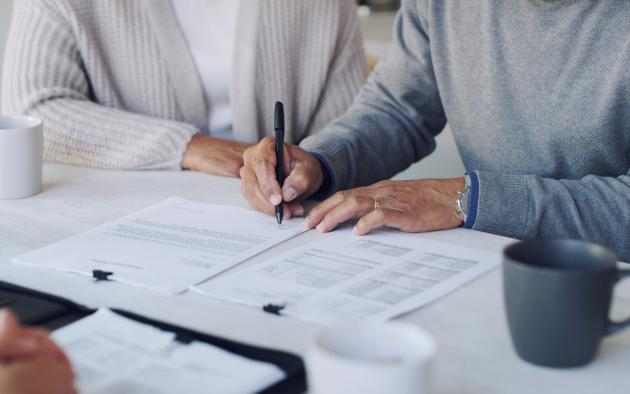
[1,0,367,169]
[301,0,630,261]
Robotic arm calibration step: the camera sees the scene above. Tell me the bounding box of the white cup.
[0,116,43,199]
[306,322,437,394]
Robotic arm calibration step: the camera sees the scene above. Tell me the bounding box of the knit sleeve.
[300,0,446,191]
[1,1,198,170]
[305,0,369,135]
[468,170,630,262]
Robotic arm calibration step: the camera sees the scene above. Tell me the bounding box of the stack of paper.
[52,309,285,394]
[194,228,501,326]
[14,198,305,294]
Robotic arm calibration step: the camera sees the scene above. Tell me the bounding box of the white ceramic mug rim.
[313,322,437,365]
[0,115,42,132]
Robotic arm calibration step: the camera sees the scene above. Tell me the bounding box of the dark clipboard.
[0,280,306,394]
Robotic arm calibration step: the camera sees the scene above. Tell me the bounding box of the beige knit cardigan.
[1,0,367,169]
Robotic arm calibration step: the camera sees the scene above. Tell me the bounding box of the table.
[1,164,628,394]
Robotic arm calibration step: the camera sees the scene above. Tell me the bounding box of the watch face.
[461,187,471,216]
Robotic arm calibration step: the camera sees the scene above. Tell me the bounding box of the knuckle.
[291,173,309,191]
[261,136,274,147]
[335,190,347,200]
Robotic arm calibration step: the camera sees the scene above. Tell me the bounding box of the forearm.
[469,171,630,261]
[33,98,197,170]
[1,1,197,170]
[300,0,445,193]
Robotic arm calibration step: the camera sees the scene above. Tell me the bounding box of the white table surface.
[1,164,628,394]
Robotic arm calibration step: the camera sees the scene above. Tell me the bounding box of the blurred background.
[0,0,464,179]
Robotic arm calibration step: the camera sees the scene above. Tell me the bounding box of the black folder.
[0,280,306,394]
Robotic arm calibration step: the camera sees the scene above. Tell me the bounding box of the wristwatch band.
[456,175,471,223]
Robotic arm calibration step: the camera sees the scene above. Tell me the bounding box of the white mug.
[306,322,437,394]
[0,116,43,199]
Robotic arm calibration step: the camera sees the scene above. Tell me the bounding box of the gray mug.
[503,239,630,368]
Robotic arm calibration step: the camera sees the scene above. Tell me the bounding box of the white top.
[172,0,239,139]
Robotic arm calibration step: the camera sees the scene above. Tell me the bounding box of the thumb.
[282,162,315,202]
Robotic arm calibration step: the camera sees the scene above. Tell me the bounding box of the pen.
[274,102,285,224]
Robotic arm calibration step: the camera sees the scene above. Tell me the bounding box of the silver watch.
[456,175,471,223]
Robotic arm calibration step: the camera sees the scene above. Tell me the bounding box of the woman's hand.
[181,134,253,178]
[304,178,466,235]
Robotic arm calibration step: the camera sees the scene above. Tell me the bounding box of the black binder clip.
[92,270,114,282]
[263,303,286,316]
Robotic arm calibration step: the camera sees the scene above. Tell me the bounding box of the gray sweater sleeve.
[472,171,630,261]
[1,1,197,170]
[300,0,446,189]
[301,0,630,261]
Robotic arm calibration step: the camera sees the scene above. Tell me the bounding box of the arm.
[469,170,630,262]
[300,0,446,192]
[1,1,197,170]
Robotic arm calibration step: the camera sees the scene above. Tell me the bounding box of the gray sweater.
[1,0,367,169]
[301,0,630,261]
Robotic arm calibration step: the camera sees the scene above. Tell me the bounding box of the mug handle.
[606,268,630,335]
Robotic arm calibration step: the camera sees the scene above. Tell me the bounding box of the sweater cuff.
[308,152,337,200]
[300,135,350,192]
[463,172,479,229]
[470,170,530,239]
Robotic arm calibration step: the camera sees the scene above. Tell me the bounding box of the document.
[13,198,305,294]
[195,228,501,326]
[52,309,285,394]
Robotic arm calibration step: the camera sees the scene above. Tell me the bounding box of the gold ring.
[373,198,381,210]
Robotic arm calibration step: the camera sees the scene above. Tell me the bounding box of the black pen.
[274,102,285,224]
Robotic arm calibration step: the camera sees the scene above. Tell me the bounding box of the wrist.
[441,177,466,226]
[308,152,336,200]
[181,134,204,170]
[455,176,471,226]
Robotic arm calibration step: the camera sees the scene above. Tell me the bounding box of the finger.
[304,191,348,228]
[241,167,293,219]
[251,139,283,206]
[0,309,18,334]
[283,143,291,177]
[287,203,304,218]
[304,189,361,228]
[353,208,408,236]
[282,165,313,203]
[316,195,374,233]
[240,167,276,216]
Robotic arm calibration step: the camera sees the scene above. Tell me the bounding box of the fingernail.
[269,194,282,206]
[16,338,38,351]
[284,187,297,201]
[294,206,304,216]
[316,223,325,232]
[352,226,359,235]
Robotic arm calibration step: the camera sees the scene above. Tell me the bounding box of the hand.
[0,310,69,364]
[240,137,324,218]
[181,134,252,177]
[0,358,76,394]
[304,178,466,235]
[0,310,76,394]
